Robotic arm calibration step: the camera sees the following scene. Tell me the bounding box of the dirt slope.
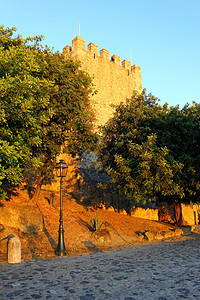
[0,188,189,263]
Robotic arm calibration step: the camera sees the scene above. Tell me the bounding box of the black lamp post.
[56,159,68,256]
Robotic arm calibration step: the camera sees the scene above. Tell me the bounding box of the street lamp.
[56,159,68,256]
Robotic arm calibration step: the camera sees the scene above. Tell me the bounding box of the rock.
[93,228,111,243]
[155,233,165,240]
[174,228,183,236]
[181,226,192,236]
[191,225,200,233]
[136,232,144,240]
[144,230,155,241]
[153,228,183,241]
[161,230,174,239]
[7,236,21,263]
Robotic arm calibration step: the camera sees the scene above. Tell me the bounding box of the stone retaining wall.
[182,203,200,225]
[0,205,43,233]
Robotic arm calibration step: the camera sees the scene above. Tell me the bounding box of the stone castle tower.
[63,36,142,127]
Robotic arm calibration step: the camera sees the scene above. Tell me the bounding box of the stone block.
[93,229,111,243]
[174,228,183,236]
[7,236,21,264]
[181,226,192,236]
[136,232,144,240]
[160,230,174,239]
[144,230,155,241]
[155,233,165,240]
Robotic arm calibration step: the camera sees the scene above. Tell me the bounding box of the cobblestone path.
[0,236,200,299]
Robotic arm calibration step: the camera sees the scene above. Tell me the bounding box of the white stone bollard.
[7,236,21,263]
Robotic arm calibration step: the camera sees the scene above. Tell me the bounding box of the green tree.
[0,26,97,200]
[97,90,200,219]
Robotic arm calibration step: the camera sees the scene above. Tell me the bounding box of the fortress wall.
[63,36,142,127]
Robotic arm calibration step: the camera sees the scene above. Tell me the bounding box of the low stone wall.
[131,207,158,221]
[130,203,200,224]
[182,203,200,226]
[0,205,43,233]
[100,204,158,221]
[101,201,200,225]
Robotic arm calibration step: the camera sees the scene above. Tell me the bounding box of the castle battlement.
[64,36,140,74]
[63,36,142,127]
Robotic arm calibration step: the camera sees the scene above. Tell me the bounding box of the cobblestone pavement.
[0,236,200,300]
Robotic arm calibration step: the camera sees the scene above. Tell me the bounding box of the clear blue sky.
[1,0,199,108]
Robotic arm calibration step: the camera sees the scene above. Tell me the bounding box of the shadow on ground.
[82,241,103,253]
[42,217,57,252]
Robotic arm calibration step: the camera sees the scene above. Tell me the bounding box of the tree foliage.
[0,26,97,199]
[97,90,200,210]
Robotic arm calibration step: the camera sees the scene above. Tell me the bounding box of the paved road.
[0,236,200,300]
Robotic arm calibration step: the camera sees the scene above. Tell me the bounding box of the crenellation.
[111,54,121,66]
[131,64,141,74]
[63,36,142,127]
[88,43,98,57]
[72,36,85,52]
[100,49,110,60]
[63,45,71,54]
[122,59,131,70]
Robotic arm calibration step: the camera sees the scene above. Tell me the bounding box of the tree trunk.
[173,202,187,226]
[31,175,45,204]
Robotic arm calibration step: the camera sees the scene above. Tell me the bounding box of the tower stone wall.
[63,36,142,127]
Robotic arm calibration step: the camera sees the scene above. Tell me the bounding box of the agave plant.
[89,213,102,232]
